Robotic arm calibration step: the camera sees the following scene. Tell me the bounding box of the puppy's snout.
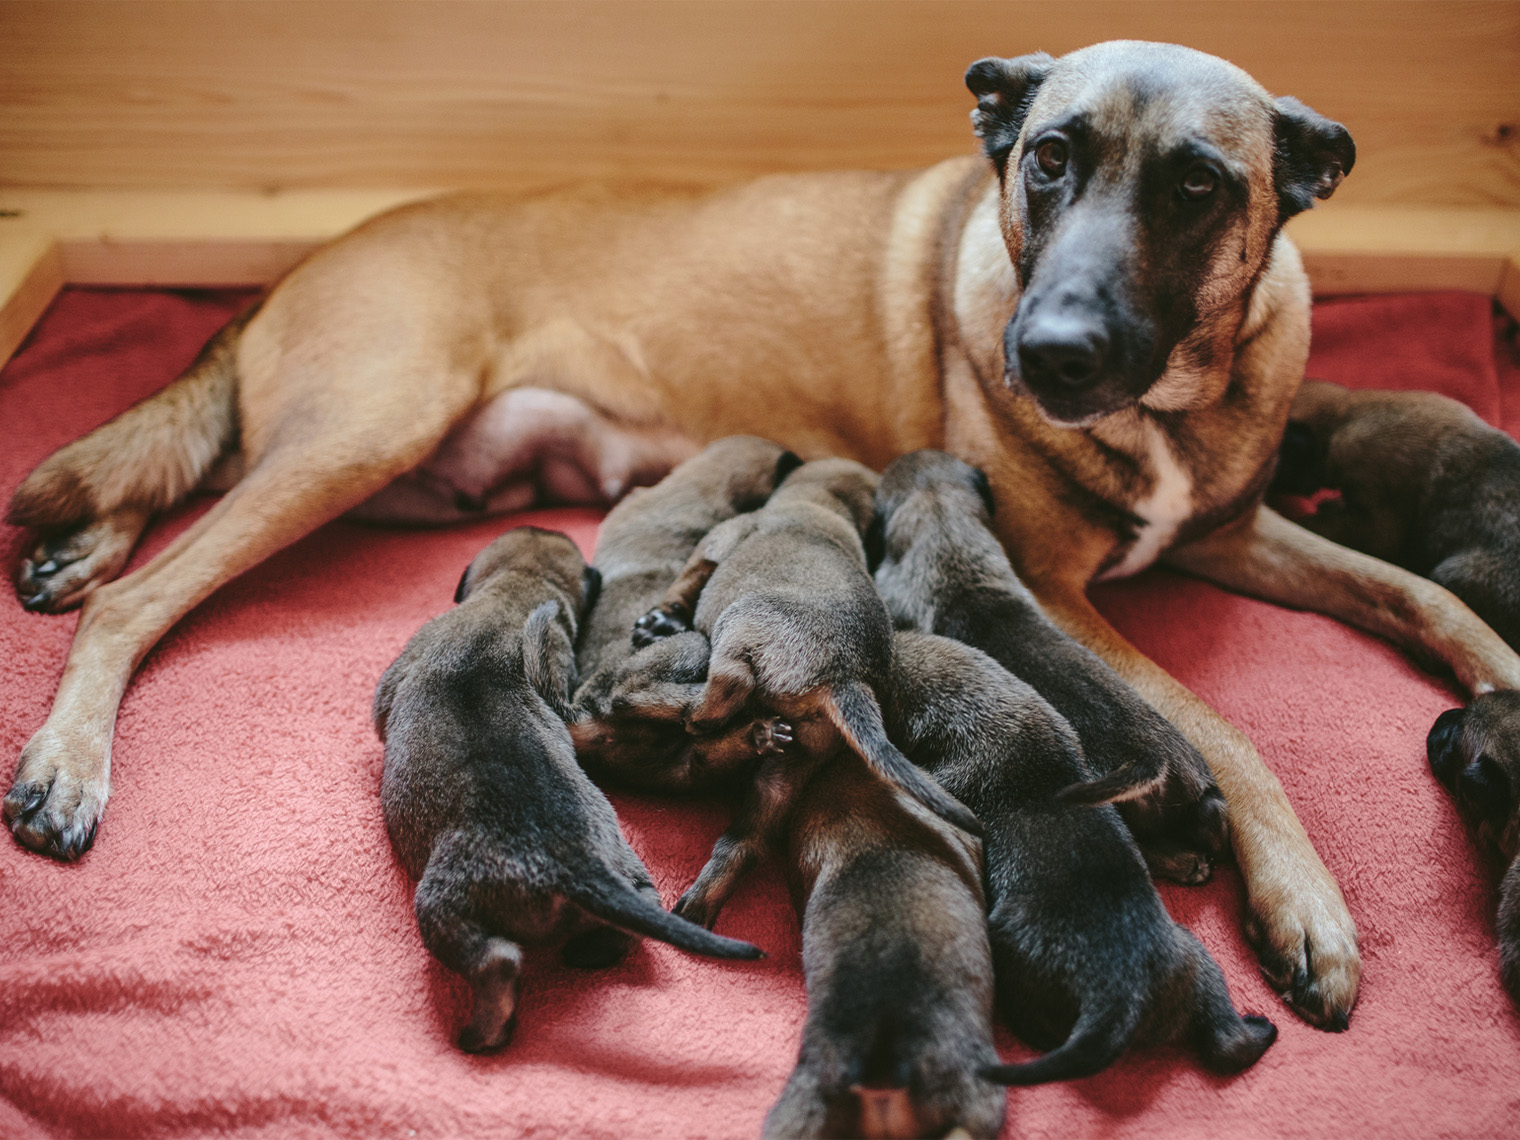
[1016,314,1109,389]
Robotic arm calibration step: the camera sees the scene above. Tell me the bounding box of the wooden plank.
[2,192,1517,371]
[0,233,63,368]
[1,1,1517,207]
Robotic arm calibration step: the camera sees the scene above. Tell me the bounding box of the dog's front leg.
[1164,504,1520,694]
[1031,565,1360,1030]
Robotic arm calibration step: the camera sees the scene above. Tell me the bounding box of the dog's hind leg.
[5,322,479,859]
[11,309,253,613]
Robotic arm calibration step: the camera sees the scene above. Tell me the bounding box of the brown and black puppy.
[570,434,801,791]
[1272,379,1520,650]
[1428,690,1520,1005]
[632,457,979,927]
[872,450,1228,885]
[886,628,1277,1083]
[763,748,1002,1140]
[375,526,760,1053]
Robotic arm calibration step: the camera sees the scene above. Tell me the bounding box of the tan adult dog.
[11,40,1520,1030]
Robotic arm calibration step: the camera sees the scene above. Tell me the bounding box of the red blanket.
[2,288,1517,1138]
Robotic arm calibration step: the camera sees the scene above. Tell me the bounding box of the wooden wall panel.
[2,1,1517,206]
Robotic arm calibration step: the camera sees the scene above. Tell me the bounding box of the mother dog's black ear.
[966,54,1055,175]
[1273,97,1356,220]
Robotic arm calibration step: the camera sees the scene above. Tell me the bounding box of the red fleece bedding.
[2,288,1518,1139]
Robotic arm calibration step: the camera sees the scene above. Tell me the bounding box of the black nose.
[1017,315,1109,388]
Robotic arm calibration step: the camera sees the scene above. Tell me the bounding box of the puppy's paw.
[672,885,722,930]
[4,730,108,861]
[1244,866,1360,1030]
[751,718,794,756]
[631,604,691,648]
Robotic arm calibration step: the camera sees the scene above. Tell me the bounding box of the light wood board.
[2,1,1517,209]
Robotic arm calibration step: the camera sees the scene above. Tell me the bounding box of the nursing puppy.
[886,628,1277,1082]
[570,434,801,791]
[872,450,1228,884]
[1273,379,1520,650]
[632,458,979,927]
[763,750,1002,1140]
[1428,690,1520,1004]
[376,526,760,1052]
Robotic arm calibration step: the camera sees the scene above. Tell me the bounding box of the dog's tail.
[566,871,764,961]
[823,680,983,837]
[8,305,257,529]
[979,999,1139,1086]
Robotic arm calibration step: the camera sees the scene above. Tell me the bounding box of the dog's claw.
[1245,902,1359,1030]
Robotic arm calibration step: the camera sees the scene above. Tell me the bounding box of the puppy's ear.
[774,449,804,489]
[863,512,886,573]
[454,563,473,604]
[1463,754,1515,828]
[581,565,603,614]
[1273,97,1355,220]
[965,53,1055,174]
[968,465,997,519]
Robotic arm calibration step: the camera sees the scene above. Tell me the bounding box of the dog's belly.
[349,388,699,524]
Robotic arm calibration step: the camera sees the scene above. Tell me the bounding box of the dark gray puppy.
[763,748,1002,1140]
[570,434,801,791]
[871,449,1228,884]
[1428,689,1520,1005]
[376,526,761,1053]
[886,629,1277,1084]
[631,458,980,928]
[1272,379,1520,650]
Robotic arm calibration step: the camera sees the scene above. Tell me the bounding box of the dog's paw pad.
[631,606,691,648]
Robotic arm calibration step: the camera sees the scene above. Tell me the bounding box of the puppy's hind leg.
[414,856,524,1053]
[1182,930,1279,1071]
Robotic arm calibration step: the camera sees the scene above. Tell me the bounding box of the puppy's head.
[1429,691,1520,859]
[967,40,1353,426]
[454,526,595,614]
[676,435,804,512]
[775,457,881,536]
[870,450,996,569]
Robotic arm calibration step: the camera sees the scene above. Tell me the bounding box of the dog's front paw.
[4,730,109,861]
[631,605,691,648]
[1243,856,1360,1030]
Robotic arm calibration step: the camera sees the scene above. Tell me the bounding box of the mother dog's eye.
[1180,165,1219,200]
[1034,139,1068,178]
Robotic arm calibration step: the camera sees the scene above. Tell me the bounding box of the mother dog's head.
[966,41,1354,426]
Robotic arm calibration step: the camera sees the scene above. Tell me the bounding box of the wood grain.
[2,1,1517,206]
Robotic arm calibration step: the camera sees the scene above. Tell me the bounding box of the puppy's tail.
[522,600,577,721]
[1053,755,1167,807]
[979,1000,1139,1086]
[567,872,764,961]
[8,304,256,529]
[823,680,983,837]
